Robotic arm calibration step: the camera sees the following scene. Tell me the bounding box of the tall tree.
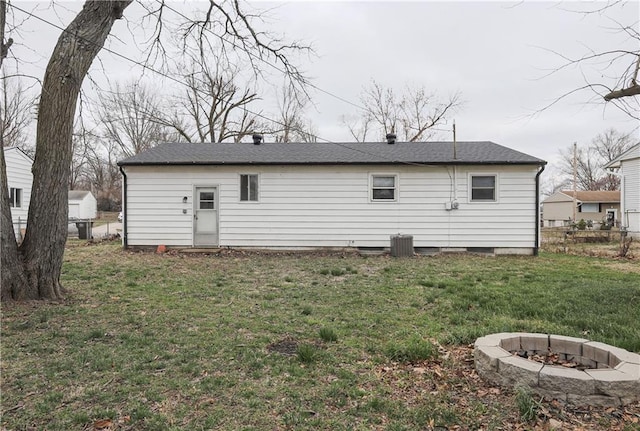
[84,137,122,211]
[0,0,23,299]
[0,69,36,152]
[558,128,634,191]
[343,80,460,142]
[1,0,133,301]
[95,80,168,157]
[272,83,315,143]
[69,127,92,190]
[163,57,261,143]
[1,0,308,301]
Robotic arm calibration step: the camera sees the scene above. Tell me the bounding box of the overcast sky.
[5,1,640,180]
[261,1,639,163]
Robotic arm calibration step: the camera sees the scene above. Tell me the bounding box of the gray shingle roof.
[117,141,546,166]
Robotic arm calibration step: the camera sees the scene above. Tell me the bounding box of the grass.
[514,384,541,422]
[319,327,338,343]
[1,241,639,430]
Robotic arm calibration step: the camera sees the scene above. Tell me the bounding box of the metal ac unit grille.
[390,235,413,257]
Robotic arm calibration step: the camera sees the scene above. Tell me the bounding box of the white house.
[118,139,547,255]
[605,143,640,238]
[68,190,97,220]
[4,147,33,241]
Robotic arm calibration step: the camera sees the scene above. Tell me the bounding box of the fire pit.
[474,333,640,407]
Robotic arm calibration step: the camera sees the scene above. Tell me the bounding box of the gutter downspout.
[119,165,128,249]
[534,163,546,256]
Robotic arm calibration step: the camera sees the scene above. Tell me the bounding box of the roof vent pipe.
[386,133,396,145]
[252,134,263,145]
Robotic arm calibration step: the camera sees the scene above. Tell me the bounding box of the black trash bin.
[76,222,88,239]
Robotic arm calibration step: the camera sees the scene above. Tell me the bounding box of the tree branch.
[604,83,640,101]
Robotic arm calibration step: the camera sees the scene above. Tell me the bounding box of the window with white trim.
[371,175,397,201]
[9,188,22,208]
[470,175,496,202]
[240,174,258,201]
[579,203,599,213]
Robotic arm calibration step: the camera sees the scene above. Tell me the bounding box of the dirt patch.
[266,337,299,356]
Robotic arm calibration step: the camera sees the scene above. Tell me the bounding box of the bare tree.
[591,128,636,163]
[83,137,122,211]
[0,68,36,151]
[540,165,570,198]
[0,0,309,301]
[166,57,261,143]
[558,128,634,191]
[272,83,315,142]
[341,113,372,142]
[344,80,460,142]
[1,0,134,301]
[95,80,168,157]
[69,127,92,190]
[542,2,639,118]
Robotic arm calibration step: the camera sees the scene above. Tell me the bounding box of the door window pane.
[199,191,214,209]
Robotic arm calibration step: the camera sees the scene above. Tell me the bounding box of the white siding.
[5,148,33,238]
[69,193,97,219]
[620,157,640,237]
[123,164,539,251]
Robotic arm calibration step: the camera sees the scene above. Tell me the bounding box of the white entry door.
[194,187,218,246]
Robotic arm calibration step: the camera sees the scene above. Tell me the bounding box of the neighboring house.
[4,147,33,241]
[118,139,546,255]
[68,190,98,220]
[605,143,640,238]
[541,190,621,228]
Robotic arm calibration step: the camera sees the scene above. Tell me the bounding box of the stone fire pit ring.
[474,333,640,407]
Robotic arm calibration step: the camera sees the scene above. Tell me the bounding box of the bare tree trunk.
[1,0,131,301]
[1,0,29,301]
[1,149,30,300]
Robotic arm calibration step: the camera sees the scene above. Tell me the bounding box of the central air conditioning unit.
[390,234,414,257]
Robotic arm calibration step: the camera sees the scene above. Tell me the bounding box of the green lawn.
[2,242,639,430]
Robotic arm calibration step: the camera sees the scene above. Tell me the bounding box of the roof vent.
[252,134,263,145]
[386,133,396,145]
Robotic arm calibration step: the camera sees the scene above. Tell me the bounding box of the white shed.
[605,143,640,238]
[118,140,546,255]
[68,190,97,220]
[4,147,33,240]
